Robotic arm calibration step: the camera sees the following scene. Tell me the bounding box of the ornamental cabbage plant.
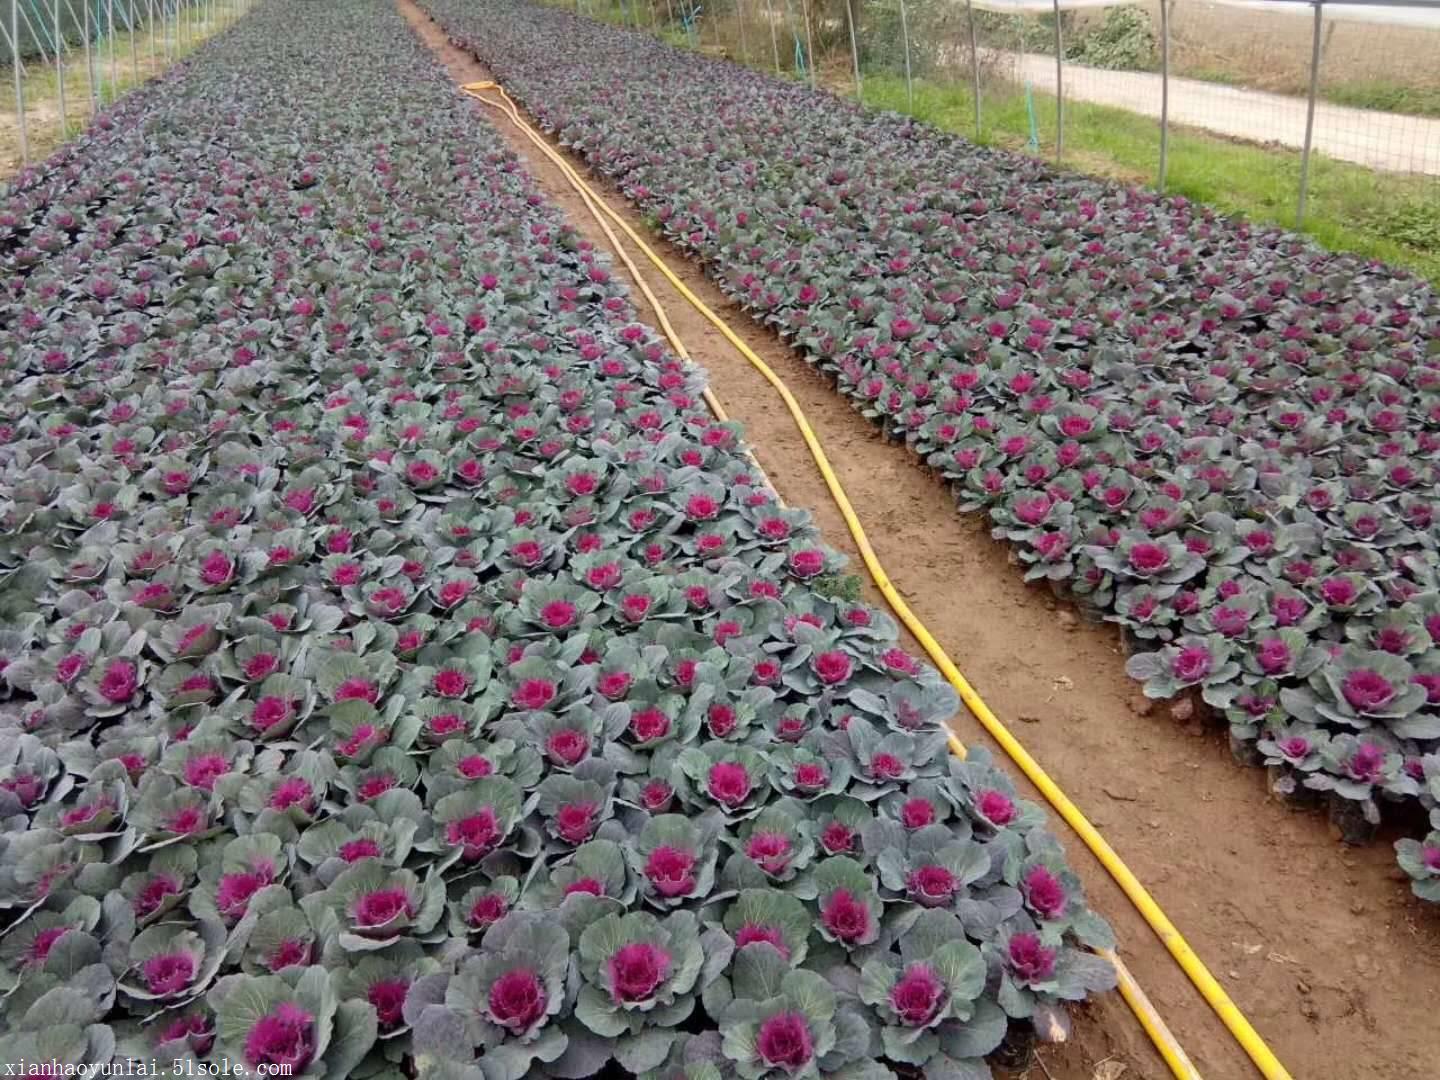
[0,0,1117,1075]
[417,0,1440,897]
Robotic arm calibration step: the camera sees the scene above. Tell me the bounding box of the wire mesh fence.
[1,0,253,178]
[568,0,1440,279]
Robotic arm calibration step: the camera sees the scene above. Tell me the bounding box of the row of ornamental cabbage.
[419,0,1440,901]
[0,0,1116,1076]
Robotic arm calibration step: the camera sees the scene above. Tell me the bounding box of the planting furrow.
[0,0,1119,1077]
[417,0,1440,905]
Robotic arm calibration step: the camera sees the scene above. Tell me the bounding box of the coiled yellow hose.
[461,76,1291,1080]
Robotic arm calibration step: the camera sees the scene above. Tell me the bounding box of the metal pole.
[18,2,50,64]
[765,0,779,73]
[147,0,154,66]
[62,0,85,57]
[899,0,912,109]
[967,0,980,137]
[843,0,860,100]
[1052,0,1062,163]
[0,14,26,79]
[13,0,28,165]
[84,0,97,109]
[737,0,748,62]
[55,0,67,134]
[1158,0,1169,190]
[1296,0,1322,228]
[107,0,116,97]
[801,0,815,88]
[129,0,139,82]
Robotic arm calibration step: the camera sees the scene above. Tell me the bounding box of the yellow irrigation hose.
[460,76,1205,1080]
[460,78,1290,1080]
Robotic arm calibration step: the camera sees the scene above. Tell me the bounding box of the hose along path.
[460,80,1290,1080]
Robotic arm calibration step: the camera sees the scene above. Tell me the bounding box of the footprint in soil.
[1300,983,1371,1029]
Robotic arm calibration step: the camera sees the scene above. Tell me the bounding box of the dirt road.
[1005,50,1440,175]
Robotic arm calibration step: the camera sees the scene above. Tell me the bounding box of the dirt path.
[1003,50,1440,175]
[399,3,1440,1077]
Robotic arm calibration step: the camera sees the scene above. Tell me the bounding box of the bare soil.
[399,2,1440,1077]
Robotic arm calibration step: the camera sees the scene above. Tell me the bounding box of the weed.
[813,573,864,604]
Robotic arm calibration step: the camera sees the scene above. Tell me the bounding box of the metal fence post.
[84,0,97,108]
[967,0,979,138]
[19,2,50,65]
[1158,0,1169,190]
[13,0,28,165]
[899,0,912,109]
[107,0,117,96]
[1052,0,1062,164]
[765,0,779,74]
[55,0,68,134]
[801,0,815,88]
[844,0,860,100]
[1296,0,1322,229]
[0,14,24,80]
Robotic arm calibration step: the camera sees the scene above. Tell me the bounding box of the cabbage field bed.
[419,0,1440,908]
[0,0,1127,1078]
